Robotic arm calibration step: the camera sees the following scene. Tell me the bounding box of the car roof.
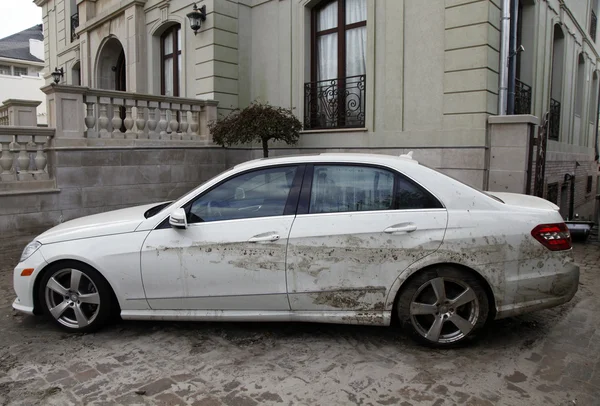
[234,152,419,170]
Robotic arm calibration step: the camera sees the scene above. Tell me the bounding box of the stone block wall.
[0,146,227,239]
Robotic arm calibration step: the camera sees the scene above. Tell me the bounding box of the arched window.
[549,25,565,141]
[589,71,599,147]
[161,24,182,96]
[574,53,585,145]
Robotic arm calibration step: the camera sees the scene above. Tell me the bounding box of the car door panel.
[286,210,447,311]
[141,216,294,310]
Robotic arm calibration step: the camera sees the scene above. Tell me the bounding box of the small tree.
[209,101,302,158]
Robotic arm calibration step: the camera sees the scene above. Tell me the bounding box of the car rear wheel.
[38,261,113,333]
[397,266,489,347]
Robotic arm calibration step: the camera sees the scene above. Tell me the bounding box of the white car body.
[13,153,579,328]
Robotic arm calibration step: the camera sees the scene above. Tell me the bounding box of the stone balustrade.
[42,85,218,142]
[0,126,56,193]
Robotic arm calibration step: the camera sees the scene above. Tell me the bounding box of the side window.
[309,165,394,213]
[396,176,443,209]
[187,166,298,223]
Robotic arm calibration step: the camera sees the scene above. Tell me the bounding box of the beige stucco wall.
[32,0,600,195]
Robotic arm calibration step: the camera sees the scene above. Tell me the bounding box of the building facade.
[0,24,47,125]
[1,0,598,236]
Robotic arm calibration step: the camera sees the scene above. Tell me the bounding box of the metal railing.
[591,10,598,41]
[71,13,79,42]
[304,74,366,130]
[549,98,561,141]
[514,79,532,115]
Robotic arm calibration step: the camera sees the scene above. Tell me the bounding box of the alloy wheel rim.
[409,277,479,344]
[45,268,100,329]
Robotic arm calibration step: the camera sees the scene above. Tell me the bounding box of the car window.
[309,165,395,213]
[187,166,298,223]
[396,176,443,209]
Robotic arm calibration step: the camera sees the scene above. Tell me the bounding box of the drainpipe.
[498,0,511,115]
[507,0,519,115]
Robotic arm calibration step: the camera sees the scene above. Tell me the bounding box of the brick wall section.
[0,147,227,238]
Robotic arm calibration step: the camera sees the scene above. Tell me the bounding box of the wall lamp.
[187,3,207,35]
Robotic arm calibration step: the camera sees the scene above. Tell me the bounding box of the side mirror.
[169,208,188,229]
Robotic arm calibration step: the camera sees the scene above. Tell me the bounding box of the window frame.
[310,0,367,83]
[160,24,182,97]
[170,164,306,226]
[297,163,444,216]
[13,66,27,76]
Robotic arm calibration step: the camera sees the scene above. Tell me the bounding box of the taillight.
[531,223,572,251]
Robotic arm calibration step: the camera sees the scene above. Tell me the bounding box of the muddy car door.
[141,165,305,310]
[286,164,448,312]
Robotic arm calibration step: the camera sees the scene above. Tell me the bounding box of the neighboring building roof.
[0,24,44,63]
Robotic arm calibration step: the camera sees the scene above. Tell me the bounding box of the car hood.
[487,192,560,211]
[36,203,165,244]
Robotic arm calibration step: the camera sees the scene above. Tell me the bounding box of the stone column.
[0,99,42,126]
[487,115,540,194]
[42,84,86,138]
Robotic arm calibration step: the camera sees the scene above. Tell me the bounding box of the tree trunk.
[262,138,269,158]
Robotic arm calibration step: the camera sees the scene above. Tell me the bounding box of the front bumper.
[496,260,580,319]
[12,248,48,316]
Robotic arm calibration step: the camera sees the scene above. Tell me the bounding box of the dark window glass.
[396,176,442,210]
[547,183,559,204]
[587,176,593,193]
[309,165,394,213]
[188,166,298,223]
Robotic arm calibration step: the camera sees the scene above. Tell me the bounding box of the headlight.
[20,241,42,263]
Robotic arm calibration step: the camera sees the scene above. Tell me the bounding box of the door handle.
[384,223,417,234]
[248,233,280,243]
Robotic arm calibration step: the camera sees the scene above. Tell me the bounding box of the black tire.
[38,261,114,333]
[396,266,490,348]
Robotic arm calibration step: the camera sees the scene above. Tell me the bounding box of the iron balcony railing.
[514,79,532,115]
[549,98,561,141]
[591,10,598,41]
[304,74,366,130]
[71,13,79,42]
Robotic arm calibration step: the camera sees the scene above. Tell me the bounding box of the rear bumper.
[496,261,579,319]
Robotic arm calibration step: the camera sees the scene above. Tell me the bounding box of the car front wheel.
[397,266,489,347]
[38,261,113,333]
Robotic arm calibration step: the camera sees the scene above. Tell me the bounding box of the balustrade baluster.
[124,99,136,139]
[98,97,111,138]
[169,103,181,140]
[84,96,97,138]
[180,104,190,140]
[136,100,148,139]
[190,105,201,139]
[159,102,169,140]
[112,98,124,139]
[15,136,32,181]
[0,135,15,181]
[33,135,49,180]
[147,101,159,139]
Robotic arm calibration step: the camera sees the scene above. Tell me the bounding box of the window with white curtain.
[306,0,367,129]
[161,25,182,97]
[312,0,366,81]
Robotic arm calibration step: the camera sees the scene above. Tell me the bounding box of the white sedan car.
[13,153,579,347]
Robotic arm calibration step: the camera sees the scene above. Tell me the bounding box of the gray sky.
[0,1,43,40]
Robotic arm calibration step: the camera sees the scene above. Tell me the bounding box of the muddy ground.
[0,236,598,405]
